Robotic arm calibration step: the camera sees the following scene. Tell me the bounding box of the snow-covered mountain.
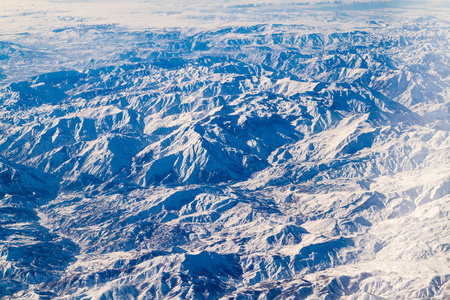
[0,1,449,299]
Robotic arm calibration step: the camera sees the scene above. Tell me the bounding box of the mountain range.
[0,2,449,299]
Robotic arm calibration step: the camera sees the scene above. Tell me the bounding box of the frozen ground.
[0,1,449,299]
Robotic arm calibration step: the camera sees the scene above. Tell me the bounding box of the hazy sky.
[0,0,448,36]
